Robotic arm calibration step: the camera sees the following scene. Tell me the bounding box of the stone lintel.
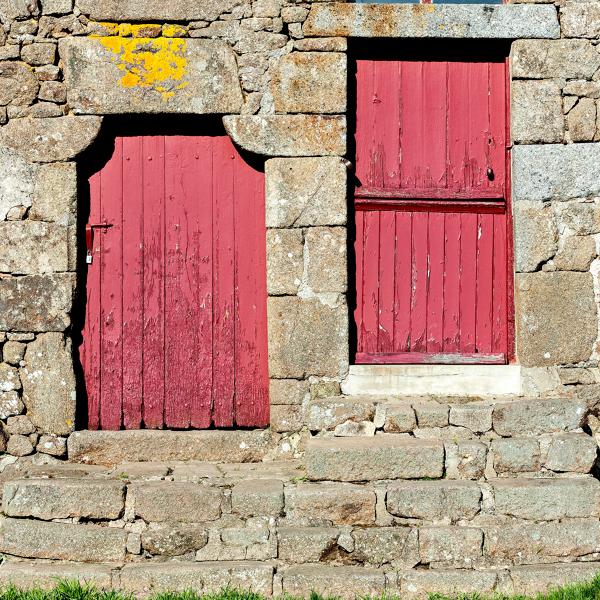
[303,3,560,39]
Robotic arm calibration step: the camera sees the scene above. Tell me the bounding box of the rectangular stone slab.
[303,3,560,39]
[59,37,243,115]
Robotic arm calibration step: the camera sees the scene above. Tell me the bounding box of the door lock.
[86,223,113,264]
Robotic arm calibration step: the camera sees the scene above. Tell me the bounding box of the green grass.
[1,576,600,600]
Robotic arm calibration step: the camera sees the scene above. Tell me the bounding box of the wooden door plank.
[355,59,375,189]
[488,61,507,193]
[476,212,495,354]
[393,211,412,352]
[492,211,508,355]
[212,137,236,427]
[459,212,478,354]
[442,212,461,353]
[99,137,123,430]
[234,144,269,427]
[410,211,428,352]
[378,210,396,353]
[398,60,423,190]
[121,136,144,429]
[354,210,365,354]
[361,210,380,354]
[142,135,166,429]
[426,211,445,353]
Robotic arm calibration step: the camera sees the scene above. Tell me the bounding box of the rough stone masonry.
[1,0,600,595]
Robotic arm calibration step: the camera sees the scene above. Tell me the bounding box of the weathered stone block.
[231,479,283,518]
[271,52,346,114]
[304,227,347,293]
[553,236,596,272]
[141,523,209,556]
[492,399,586,437]
[21,44,56,67]
[30,162,77,225]
[268,296,348,378]
[382,403,417,433]
[491,437,540,473]
[0,518,126,562]
[511,40,600,80]
[305,436,444,481]
[0,146,35,221]
[510,563,600,597]
[285,483,376,525]
[294,38,348,52]
[6,435,33,456]
[76,0,244,21]
[512,80,563,144]
[60,38,243,115]
[492,478,600,520]
[278,527,340,563]
[223,115,346,157]
[387,481,481,522]
[3,479,125,520]
[414,402,449,428]
[20,333,75,436]
[556,201,600,236]
[445,441,487,480]
[308,397,376,430]
[281,565,385,600]
[303,3,559,38]
[0,563,112,590]
[265,157,347,228]
[419,526,483,567]
[484,519,600,564]
[0,116,102,162]
[266,229,303,295]
[449,403,492,433]
[119,562,273,595]
[3,342,25,366]
[544,434,597,473]
[513,201,558,272]
[352,527,419,568]
[0,391,23,420]
[0,0,38,19]
[0,363,20,393]
[270,379,309,406]
[131,482,222,523]
[399,569,498,598]
[516,273,596,366]
[568,98,597,143]
[270,404,304,433]
[513,143,600,202]
[0,222,69,275]
[560,2,600,39]
[0,62,38,107]
[41,0,73,15]
[36,434,67,456]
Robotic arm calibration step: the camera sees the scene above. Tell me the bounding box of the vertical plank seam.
[120,137,124,429]
[162,136,167,429]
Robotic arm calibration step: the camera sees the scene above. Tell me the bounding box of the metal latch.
[86,223,113,264]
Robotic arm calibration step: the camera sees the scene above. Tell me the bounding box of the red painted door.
[354,49,512,364]
[81,134,269,430]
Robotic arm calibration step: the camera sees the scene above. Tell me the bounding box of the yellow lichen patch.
[118,23,132,37]
[162,24,188,38]
[99,37,189,101]
[131,24,162,38]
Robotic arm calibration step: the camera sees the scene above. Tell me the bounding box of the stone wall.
[0,0,599,457]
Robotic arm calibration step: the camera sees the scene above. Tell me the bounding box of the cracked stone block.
[513,202,558,272]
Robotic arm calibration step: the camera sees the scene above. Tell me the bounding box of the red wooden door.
[81,134,269,430]
[354,50,512,364]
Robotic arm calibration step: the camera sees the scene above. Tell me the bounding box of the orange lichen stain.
[99,37,189,101]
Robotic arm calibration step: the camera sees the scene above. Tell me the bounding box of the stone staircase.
[0,397,599,598]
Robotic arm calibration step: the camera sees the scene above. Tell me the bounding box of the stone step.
[67,429,288,466]
[305,435,445,481]
[1,561,599,598]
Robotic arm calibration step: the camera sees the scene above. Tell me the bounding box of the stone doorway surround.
[0,0,599,457]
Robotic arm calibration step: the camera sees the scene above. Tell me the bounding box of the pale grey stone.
[41,0,72,15]
[5,415,34,434]
[231,479,283,518]
[381,403,417,433]
[399,569,498,598]
[484,519,600,564]
[0,222,69,275]
[303,3,559,38]
[491,437,540,473]
[419,526,483,567]
[268,296,348,379]
[281,7,308,23]
[0,518,126,562]
[265,157,347,228]
[282,565,385,600]
[223,115,346,157]
[20,43,56,67]
[294,37,347,52]
[278,527,339,563]
[553,236,596,272]
[445,441,487,480]
[235,30,287,54]
[0,0,38,19]
[516,272,596,366]
[36,434,67,456]
[511,39,600,80]
[270,378,309,406]
[305,436,444,482]
[254,0,280,18]
[271,52,346,114]
[510,563,600,597]
[449,403,492,433]
[131,482,222,523]
[0,363,20,392]
[119,562,273,595]
[285,483,376,525]
[30,162,77,225]
[544,433,597,473]
[6,435,34,456]
[512,80,563,144]
[38,80,66,103]
[141,523,208,556]
[76,0,245,21]
[0,274,74,332]
[0,116,102,162]
[352,527,418,568]
[3,479,125,520]
[0,146,34,221]
[20,333,75,436]
[492,399,586,437]
[334,420,375,437]
[0,391,23,420]
[555,201,600,236]
[387,481,481,522]
[60,38,243,115]
[560,2,600,39]
[0,563,112,590]
[492,478,600,520]
[414,402,449,428]
[0,61,38,106]
[308,396,376,430]
[568,98,598,143]
[2,341,25,365]
[304,227,347,293]
[266,229,303,295]
[270,404,304,433]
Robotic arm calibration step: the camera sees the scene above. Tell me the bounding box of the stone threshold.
[342,364,522,396]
